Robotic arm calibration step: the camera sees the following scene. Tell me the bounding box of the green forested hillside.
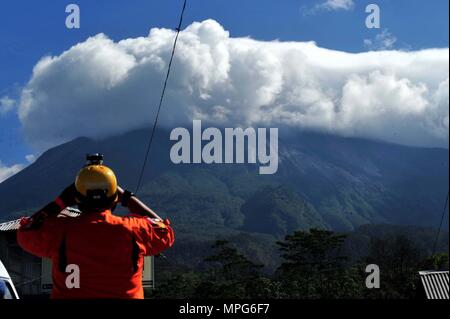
[0,129,448,274]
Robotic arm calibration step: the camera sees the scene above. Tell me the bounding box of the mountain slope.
[0,129,448,238]
[241,186,326,237]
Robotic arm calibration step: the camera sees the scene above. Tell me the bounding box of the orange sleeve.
[132,217,175,256]
[17,217,64,258]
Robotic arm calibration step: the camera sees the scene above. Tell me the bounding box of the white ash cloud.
[18,19,449,149]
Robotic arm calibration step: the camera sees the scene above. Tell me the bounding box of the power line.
[431,191,449,256]
[134,0,187,194]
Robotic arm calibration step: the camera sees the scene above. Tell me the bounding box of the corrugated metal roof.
[419,271,449,299]
[0,208,81,232]
[0,219,20,232]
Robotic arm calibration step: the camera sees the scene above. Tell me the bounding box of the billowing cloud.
[25,154,36,163]
[18,19,449,149]
[302,0,354,16]
[364,29,398,51]
[0,96,15,115]
[317,0,355,11]
[0,161,24,183]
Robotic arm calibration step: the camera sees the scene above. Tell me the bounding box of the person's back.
[55,212,145,298]
[17,154,174,299]
[18,209,174,299]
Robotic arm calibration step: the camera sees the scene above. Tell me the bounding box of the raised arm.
[117,186,162,220]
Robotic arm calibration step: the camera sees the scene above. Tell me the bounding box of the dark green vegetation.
[149,228,449,299]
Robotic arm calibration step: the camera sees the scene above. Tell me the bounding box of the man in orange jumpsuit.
[17,154,174,299]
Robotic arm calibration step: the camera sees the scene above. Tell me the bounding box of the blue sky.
[0,0,449,168]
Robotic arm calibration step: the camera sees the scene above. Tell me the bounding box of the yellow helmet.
[75,156,118,210]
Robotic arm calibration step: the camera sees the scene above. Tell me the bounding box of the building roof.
[0,208,81,232]
[419,270,449,300]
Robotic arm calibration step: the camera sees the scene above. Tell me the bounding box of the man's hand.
[20,184,77,230]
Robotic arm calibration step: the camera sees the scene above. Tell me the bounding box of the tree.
[148,271,202,299]
[204,240,263,282]
[276,228,361,298]
[422,253,449,271]
[364,235,425,299]
[193,240,283,298]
